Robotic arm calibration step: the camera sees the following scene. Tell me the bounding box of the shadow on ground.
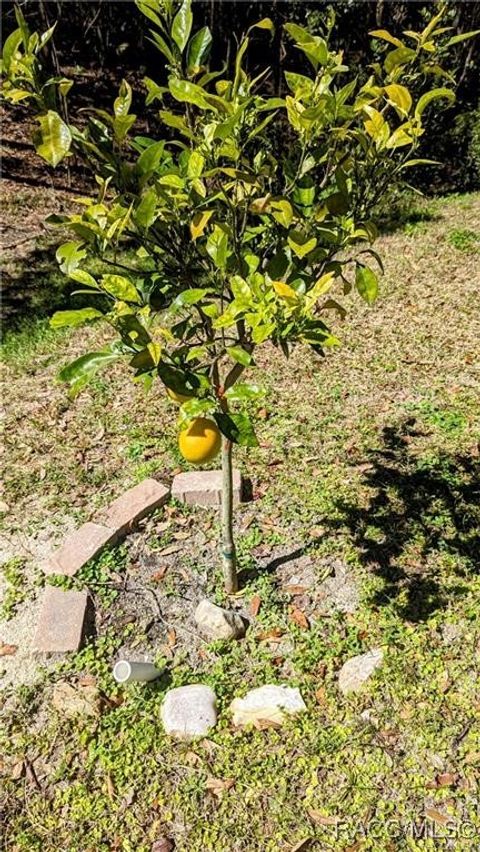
[328,418,480,622]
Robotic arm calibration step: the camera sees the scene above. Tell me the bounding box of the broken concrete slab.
[171,469,242,507]
[42,522,117,577]
[33,586,90,653]
[97,478,170,537]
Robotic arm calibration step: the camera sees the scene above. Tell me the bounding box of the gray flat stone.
[161,684,217,739]
[230,685,306,726]
[195,599,246,641]
[97,478,170,537]
[338,649,383,695]
[33,586,89,653]
[171,469,242,507]
[42,522,117,577]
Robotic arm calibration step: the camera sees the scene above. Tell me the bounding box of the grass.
[1,190,480,850]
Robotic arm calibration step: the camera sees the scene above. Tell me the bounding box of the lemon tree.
[2,2,477,592]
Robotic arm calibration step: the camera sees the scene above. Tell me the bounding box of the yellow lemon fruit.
[167,388,193,404]
[178,417,221,464]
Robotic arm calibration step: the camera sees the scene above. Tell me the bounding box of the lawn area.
[1,190,480,850]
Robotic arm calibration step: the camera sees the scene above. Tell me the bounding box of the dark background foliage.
[2,0,480,192]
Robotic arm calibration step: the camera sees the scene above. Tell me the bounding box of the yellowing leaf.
[147,342,162,365]
[35,110,72,167]
[272,280,299,301]
[305,271,335,310]
[384,83,412,116]
[363,106,390,147]
[190,210,213,240]
[271,199,293,228]
[386,124,415,149]
[287,233,317,259]
[369,29,404,48]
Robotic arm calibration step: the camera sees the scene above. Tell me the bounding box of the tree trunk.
[220,435,238,594]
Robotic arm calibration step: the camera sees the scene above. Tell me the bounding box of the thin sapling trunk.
[221,435,238,594]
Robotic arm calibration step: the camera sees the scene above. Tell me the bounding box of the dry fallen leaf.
[253,718,283,730]
[52,681,100,717]
[0,644,18,656]
[157,545,181,557]
[150,567,168,584]
[167,629,177,648]
[106,774,115,800]
[289,606,310,630]
[205,776,235,797]
[290,839,311,852]
[256,627,285,641]
[424,808,451,826]
[436,772,457,787]
[308,809,338,826]
[284,585,309,596]
[151,838,174,852]
[314,686,327,706]
[249,595,261,617]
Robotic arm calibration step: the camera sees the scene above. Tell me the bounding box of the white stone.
[230,684,306,726]
[195,599,246,641]
[338,649,383,695]
[161,684,217,739]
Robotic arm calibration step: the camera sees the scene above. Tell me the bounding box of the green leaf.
[206,225,228,269]
[100,275,142,304]
[58,347,122,397]
[284,22,315,46]
[136,140,165,176]
[135,189,158,228]
[415,88,455,118]
[68,269,98,288]
[1,29,23,73]
[226,346,252,367]
[355,265,378,305]
[187,26,212,72]
[214,412,258,447]
[148,31,175,63]
[159,109,195,139]
[225,382,262,402]
[384,46,416,74]
[114,79,132,118]
[56,242,87,274]
[398,158,441,170]
[171,0,193,53]
[173,288,209,307]
[50,308,103,329]
[168,77,211,110]
[34,111,72,166]
[136,1,163,29]
[446,29,480,47]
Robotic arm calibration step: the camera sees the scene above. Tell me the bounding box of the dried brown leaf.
[289,606,310,630]
[424,808,450,825]
[150,566,168,583]
[249,595,261,617]
[205,776,235,797]
[151,838,174,852]
[0,643,18,656]
[256,627,285,641]
[308,809,338,826]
